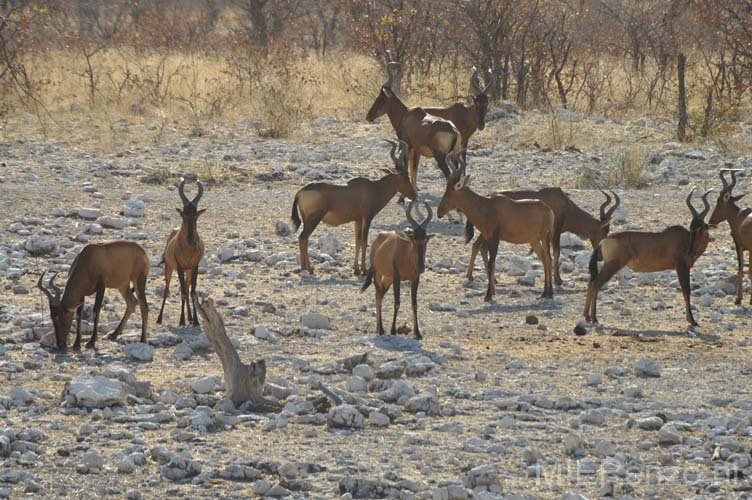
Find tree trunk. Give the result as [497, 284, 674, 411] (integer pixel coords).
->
[677, 53, 688, 142]
[193, 295, 279, 411]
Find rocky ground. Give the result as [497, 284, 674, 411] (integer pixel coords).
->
[1, 106, 752, 499]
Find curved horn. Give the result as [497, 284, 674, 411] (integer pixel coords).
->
[699, 188, 714, 220]
[191, 180, 204, 206]
[397, 139, 408, 167]
[685, 187, 699, 219]
[470, 66, 482, 95]
[599, 190, 612, 220]
[384, 139, 398, 165]
[48, 272, 62, 298]
[719, 170, 730, 191]
[606, 189, 621, 218]
[384, 62, 401, 89]
[405, 200, 418, 228]
[178, 177, 189, 206]
[484, 68, 494, 93]
[37, 271, 55, 302]
[420, 201, 433, 228]
[445, 153, 458, 174]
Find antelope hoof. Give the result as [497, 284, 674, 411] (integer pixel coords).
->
[466, 274, 474, 282]
[484, 294, 494, 303]
[555, 278, 563, 287]
[735, 298, 742, 305]
[107, 331, 120, 341]
[85, 340, 96, 350]
[156, 316, 163, 325]
[414, 330, 422, 340]
[71, 343, 81, 352]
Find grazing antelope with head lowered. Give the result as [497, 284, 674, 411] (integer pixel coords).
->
[37, 241, 149, 351]
[361, 201, 434, 339]
[157, 178, 206, 327]
[424, 67, 494, 162]
[366, 62, 462, 196]
[438, 156, 555, 301]
[584, 188, 714, 326]
[291, 140, 417, 275]
[709, 169, 752, 304]
[467, 189, 620, 285]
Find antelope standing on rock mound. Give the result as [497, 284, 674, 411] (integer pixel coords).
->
[37, 241, 149, 351]
[291, 140, 417, 275]
[438, 156, 555, 301]
[467, 189, 620, 285]
[361, 201, 435, 339]
[424, 66, 494, 162]
[366, 62, 462, 196]
[584, 188, 714, 326]
[709, 169, 752, 304]
[157, 178, 206, 327]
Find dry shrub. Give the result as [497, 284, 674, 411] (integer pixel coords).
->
[576, 146, 649, 189]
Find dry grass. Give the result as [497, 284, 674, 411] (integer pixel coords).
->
[576, 145, 649, 189]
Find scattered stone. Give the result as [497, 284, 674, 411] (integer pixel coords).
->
[64, 376, 126, 408]
[327, 404, 365, 429]
[301, 312, 330, 330]
[124, 342, 154, 362]
[634, 358, 661, 378]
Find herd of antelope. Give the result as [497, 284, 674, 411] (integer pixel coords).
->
[35, 62, 751, 351]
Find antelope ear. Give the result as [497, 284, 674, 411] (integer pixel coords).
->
[600, 217, 613, 228]
[197, 208, 207, 216]
[707, 224, 719, 230]
[732, 193, 746, 202]
[380, 168, 392, 175]
[461, 174, 472, 188]
[426, 234, 437, 241]
[176, 208, 183, 216]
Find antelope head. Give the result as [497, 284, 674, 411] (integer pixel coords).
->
[382, 139, 417, 200]
[709, 169, 745, 225]
[594, 189, 621, 246]
[177, 177, 206, 245]
[38, 271, 73, 350]
[686, 187, 714, 259]
[404, 200, 435, 273]
[366, 62, 401, 122]
[470, 67, 494, 130]
[438, 154, 470, 218]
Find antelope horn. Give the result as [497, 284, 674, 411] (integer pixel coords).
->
[405, 200, 418, 228]
[719, 170, 730, 191]
[384, 139, 398, 165]
[445, 153, 458, 174]
[484, 68, 494, 93]
[384, 61, 401, 89]
[606, 189, 621, 218]
[191, 180, 204, 206]
[48, 272, 62, 298]
[178, 177, 189, 206]
[37, 271, 55, 302]
[470, 66, 482, 95]
[420, 201, 433, 228]
[599, 190, 612, 220]
[699, 189, 714, 220]
[685, 187, 699, 218]
[397, 139, 408, 167]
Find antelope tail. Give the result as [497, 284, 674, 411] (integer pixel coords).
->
[464, 220, 475, 244]
[588, 247, 602, 282]
[291, 195, 302, 232]
[361, 267, 374, 292]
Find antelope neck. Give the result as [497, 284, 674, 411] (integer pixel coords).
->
[454, 188, 493, 235]
[373, 175, 402, 212]
[384, 95, 408, 135]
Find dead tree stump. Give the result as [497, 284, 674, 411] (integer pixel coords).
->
[193, 294, 280, 411]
